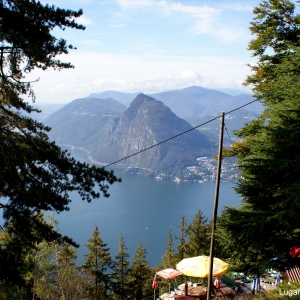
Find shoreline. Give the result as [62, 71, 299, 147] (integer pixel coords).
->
[59, 143, 239, 184]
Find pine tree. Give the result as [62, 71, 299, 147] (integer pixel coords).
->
[175, 216, 188, 261]
[186, 210, 209, 257]
[244, 0, 300, 100]
[0, 0, 120, 284]
[83, 226, 113, 299]
[128, 243, 151, 300]
[111, 233, 130, 300]
[161, 230, 177, 269]
[0, 225, 33, 298]
[219, 0, 300, 272]
[160, 230, 180, 295]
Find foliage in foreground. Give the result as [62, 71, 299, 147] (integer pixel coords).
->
[0, 0, 120, 286]
[0, 214, 154, 300]
[217, 0, 300, 274]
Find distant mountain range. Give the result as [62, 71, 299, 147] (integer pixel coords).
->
[44, 85, 263, 176]
[45, 93, 214, 175]
[89, 86, 262, 119]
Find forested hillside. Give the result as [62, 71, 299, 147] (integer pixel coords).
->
[217, 0, 300, 275]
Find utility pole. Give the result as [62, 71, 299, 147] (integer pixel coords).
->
[207, 112, 225, 300]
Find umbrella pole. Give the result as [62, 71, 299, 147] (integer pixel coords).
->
[207, 112, 224, 300]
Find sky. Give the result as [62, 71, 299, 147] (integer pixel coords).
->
[27, 0, 298, 104]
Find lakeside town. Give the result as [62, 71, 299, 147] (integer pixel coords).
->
[155, 156, 240, 183]
[61, 145, 240, 183]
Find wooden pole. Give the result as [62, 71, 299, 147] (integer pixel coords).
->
[206, 112, 225, 300]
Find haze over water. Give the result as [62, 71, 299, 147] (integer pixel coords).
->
[56, 148, 241, 267]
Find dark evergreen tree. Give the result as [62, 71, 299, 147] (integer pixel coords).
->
[83, 226, 113, 299]
[0, 224, 33, 298]
[128, 243, 151, 300]
[111, 233, 130, 300]
[175, 216, 188, 261]
[161, 230, 177, 269]
[186, 210, 209, 257]
[244, 0, 300, 100]
[0, 0, 120, 284]
[219, 0, 300, 272]
[57, 243, 77, 265]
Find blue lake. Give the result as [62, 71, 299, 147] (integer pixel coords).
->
[55, 148, 242, 267]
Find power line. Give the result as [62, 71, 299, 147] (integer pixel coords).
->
[104, 114, 220, 167]
[224, 123, 233, 145]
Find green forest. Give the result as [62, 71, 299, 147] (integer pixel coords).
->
[2, 0, 300, 299]
[0, 210, 212, 299]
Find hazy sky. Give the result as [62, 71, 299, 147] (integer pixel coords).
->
[28, 0, 298, 103]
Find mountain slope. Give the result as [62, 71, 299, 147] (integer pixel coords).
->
[87, 94, 214, 174]
[44, 97, 126, 146]
[150, 86, 262, 118]
[186, 109, 258, 143]
[86, 86, 263, 119]
[88, 91, 140, 107]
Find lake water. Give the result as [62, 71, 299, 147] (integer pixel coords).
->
[55, 148, 242, 267]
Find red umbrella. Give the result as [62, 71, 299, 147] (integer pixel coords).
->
[152, 275, 159, 300]
[156, 268, 182, 280]
[152, 275, 159, 289]
[156, 268, 182, 292]
[290, 247, 300, 258]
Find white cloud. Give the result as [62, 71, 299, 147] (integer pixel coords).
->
[28, 50, 253, 103]
[213, 27, 246, 45]
[116, 0, 219, 19]
[167, 2, 219, 18]
[40, 0, 97, 4]
[80, 39, 101, 45]
[78, 15, 92, 25]
[38, 70, 214, 95]
[115, 0, 154, 8]
[221, 3, 254, 12]
[45, 69, 248, 97]
[115, 0, 248, 44]
[109, 23, 128, 28]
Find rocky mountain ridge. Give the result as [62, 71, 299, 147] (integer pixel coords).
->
[43, 85, 261, 177]
[87, 94, 214, 174]
[45, 93, 215, 175]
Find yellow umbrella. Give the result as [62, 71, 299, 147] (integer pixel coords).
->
[176, 255, 230, 278]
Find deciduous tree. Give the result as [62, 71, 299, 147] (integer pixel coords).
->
[35, 243, 88, 300]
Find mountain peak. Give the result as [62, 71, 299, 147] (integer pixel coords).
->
[129, 93, 161, 108]
[91, 94, 213, 173]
